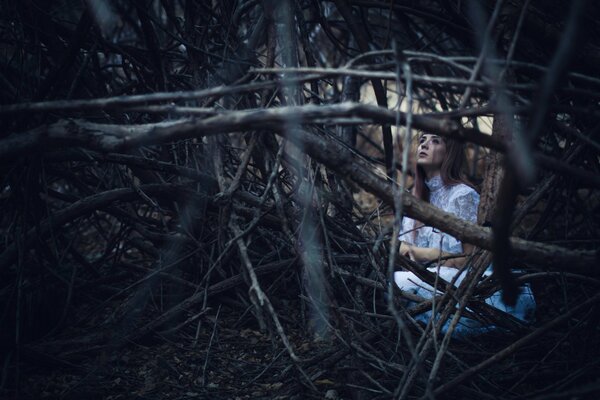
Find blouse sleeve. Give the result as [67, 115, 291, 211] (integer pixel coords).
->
[441, 186, 479, 254]
[399, 217, 416, 245]
[448, 186, 479, 224]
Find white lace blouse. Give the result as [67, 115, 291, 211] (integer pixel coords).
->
[400, 175, 479, 255]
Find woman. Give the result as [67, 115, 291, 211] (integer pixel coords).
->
[394, 133, 535, 335]
[397, 133, 478, 267]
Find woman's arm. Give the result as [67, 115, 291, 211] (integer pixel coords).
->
[400, 242, 474, 268]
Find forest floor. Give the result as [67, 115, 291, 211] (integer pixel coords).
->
[18, 297, 351, 399]
[15, 288, 599, 400]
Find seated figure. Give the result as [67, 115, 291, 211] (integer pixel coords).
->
[394, 133, 535, 336]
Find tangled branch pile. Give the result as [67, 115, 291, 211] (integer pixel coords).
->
[1, 1, 599, 399]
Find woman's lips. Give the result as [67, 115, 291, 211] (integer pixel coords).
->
[419, 151, 428, 158]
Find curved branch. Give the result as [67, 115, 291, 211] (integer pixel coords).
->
[0, 103, 496, 159]
[4, 103, 599, 188]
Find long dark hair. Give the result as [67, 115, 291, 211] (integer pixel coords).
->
[412, 136, 473, 202]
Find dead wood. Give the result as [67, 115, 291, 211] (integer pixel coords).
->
[1, 1, 599, 399]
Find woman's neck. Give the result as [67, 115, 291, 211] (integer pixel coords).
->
[424, 169, 441, 181]
[424, 174, 444, 192]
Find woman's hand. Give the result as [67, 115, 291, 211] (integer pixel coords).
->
[399, 241, 421, 261]
[399, 241, 473, 268]
[399, 242, 412, 260]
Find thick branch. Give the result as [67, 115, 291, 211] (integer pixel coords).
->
[4, 103, 599, 188]
[0, 103, 496, 159]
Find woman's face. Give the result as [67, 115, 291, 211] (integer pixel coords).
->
[416, 134, 447, 177]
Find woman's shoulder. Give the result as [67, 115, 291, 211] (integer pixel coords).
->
[446, 182, 479, 222]
[448, 182, 479, 200]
